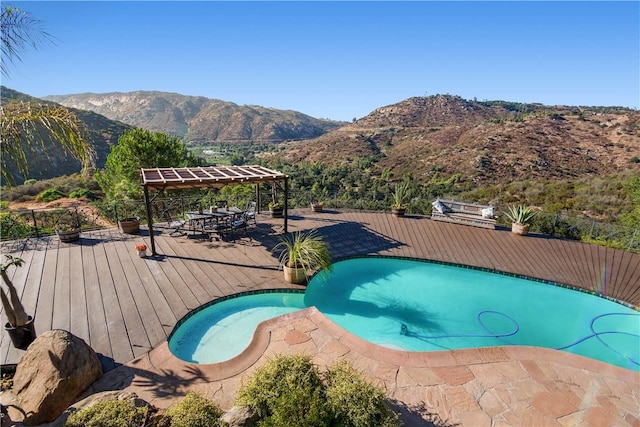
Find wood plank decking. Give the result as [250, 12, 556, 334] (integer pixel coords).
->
[1, 209, 638, 372]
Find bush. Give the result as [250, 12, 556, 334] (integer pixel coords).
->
[325, 360, 399, 427]
[36, 187, 65, 202]
[235, 354, 331, 426]
[69, 188, 95, 199]
[65, 399, 148, 426]
[235, 354, 400, 427]
[159, 392, 222, 427]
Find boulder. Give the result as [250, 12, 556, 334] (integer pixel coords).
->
[220, 405, 259, 427]
[9, 329, 103, 425]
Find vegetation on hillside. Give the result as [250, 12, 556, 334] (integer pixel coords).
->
[95, 128, 198, 201]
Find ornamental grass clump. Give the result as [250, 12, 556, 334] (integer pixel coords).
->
[274, 229, 332, 272]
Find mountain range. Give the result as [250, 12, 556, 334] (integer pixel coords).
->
[44, 91, 345, 143]
[3, 87, 639, 186]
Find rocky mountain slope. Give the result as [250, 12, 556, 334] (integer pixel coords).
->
[279, 95, 640, 185]
[44, 91, 345, 143]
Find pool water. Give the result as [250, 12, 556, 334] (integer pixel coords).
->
[169, 258, 640, 371]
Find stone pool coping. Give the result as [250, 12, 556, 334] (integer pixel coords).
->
[85, 307, 640, 426]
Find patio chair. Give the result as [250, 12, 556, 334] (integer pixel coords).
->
[163, 212, 186, 236]
[243, 201, 257, 226]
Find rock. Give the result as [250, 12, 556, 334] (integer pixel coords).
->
[9, 329, 103, 425]
[220, 405, 259, 427]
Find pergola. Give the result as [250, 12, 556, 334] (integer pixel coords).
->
[141, 165, 289, 255]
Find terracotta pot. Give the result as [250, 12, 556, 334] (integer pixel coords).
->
[119, 218, 140, 234]
[311, 204, 323, 212]
[5, 315, 36, 350]
[283, 264, 307, 284]
[511, 223, 530, 236]
[56, 228, 80, 242]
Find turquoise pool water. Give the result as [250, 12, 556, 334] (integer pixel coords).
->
[169, 258, 640, 371]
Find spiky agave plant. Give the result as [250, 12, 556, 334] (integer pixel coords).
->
[505, 205, 537, 225]
[0, 255, 29, 327]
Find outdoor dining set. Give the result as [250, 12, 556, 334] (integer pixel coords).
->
[172, 201, 257, 241]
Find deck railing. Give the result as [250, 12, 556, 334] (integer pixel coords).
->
[1, 192, 638, 253]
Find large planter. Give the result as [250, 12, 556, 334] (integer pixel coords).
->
[119, 217, 140, 234]
[5, 315, 36, 350]
[511, 222, 530, 236]
[270, 208, 284, 218]
[310, 203, 323, 213]
[283, 264, 307, 284]
[56, 228, 80, 243]
[391, 207, 406, 217]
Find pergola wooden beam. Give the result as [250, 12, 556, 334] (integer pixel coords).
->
[141, 165, 288, 255]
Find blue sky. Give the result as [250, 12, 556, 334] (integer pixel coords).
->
[4, 1, 639, 121]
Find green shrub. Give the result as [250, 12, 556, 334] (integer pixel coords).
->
[0, 212, 34, 240]
[65, 399, 148, 426]
[160, 392, 222, 427]
[325, 360, 400, 427]
[69, 188, 95, 199]
[235, 354, 400, 427]
[36, 187, 65, 202]
[235, 354, 331, 426]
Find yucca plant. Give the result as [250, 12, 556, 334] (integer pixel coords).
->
[1, 255, 36, 349]
[0, 255, 29, 328]
[391, 180, 412, 209]
[504, 205, 537, 225]
[274, 229, 331, 283]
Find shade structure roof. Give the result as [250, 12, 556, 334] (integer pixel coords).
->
[141, 165, 289, 255]
[141, 165, 287, 191]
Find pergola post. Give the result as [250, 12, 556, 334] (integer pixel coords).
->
[143, 185, 157, 255]
[284, 176, 289, 233]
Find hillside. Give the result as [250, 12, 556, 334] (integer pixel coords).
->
[44, 91, 345, 143]
[279, 95, 640, 185]
[1, 86, 132, 184]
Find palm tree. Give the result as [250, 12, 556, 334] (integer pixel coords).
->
[1, 5, 93, 185]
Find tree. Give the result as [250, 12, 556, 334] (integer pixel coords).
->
[96, 128, 197, 201]
[0, 5, 93, 185]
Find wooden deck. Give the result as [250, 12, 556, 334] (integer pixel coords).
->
[1, 209, 639, 372]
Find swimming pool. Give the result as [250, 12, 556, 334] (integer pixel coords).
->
[169, 257, 640, 371]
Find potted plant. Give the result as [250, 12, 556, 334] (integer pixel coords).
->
[135, 243, 148, 258]
[505, 205, 537, 236]
[0, 255, 36, 350]
[310, 201, 324, 212]
[273, 229, 332, 284]
[56, 225, 81, 242]
[269, 201, 284, 218]
[119, 217, 140, 234]
[391, 180, 411, 217]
